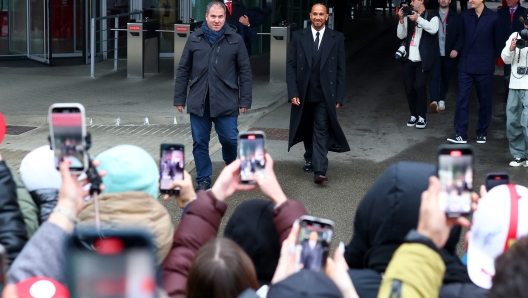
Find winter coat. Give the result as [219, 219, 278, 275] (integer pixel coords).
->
[345, 162, 476, 297]
[174, 24, 252, 118]
[6, 163, 38, 238]
[161, 190, 307, 298]
[0, 161, 28, 265]
[77, 192, 174, 265]
[286, 27, 350, 153]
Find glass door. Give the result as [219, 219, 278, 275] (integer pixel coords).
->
[28, 0, 52, 64]
[4, 0, 27, 55]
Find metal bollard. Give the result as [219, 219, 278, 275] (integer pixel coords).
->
[173, 24, 190, 80]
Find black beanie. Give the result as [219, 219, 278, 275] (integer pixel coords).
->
[267, 270, 343, 298]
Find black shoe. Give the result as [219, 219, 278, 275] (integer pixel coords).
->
[476, 135, 487, 144]
[447, 134, 467, 144]
[195, 181, 211, 192]
[314, 173, 328, 184]
[303, 162, 313, 172]
[415, 117, 427, 129]
[407, 116, 417, 127]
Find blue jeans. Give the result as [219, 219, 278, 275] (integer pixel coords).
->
[190, 99, 238, 184]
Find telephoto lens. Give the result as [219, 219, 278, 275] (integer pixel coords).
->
[394, 45, 406, 60]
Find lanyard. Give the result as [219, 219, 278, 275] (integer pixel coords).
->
[441, 14, 449, 34]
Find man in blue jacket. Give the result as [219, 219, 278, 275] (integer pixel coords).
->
[174, 1, 252, 191]
[497, 0, 526, 101]
[429, 0, 463, 113]
[447, 0, 501, 144]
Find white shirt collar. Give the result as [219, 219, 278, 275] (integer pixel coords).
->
[311, 25, 325, 41]
[511, 5, 518, 11]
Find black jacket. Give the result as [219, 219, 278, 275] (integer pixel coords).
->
[404, 10, 439, 71]
[344, 162, 472, 291]
[0, 161, 28, 265]
[174, 24, 252, 117]
[497, 5, 527, 49]
[29, 189, 58, 224]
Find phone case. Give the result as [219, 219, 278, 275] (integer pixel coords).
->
[48, 103, 88, 173]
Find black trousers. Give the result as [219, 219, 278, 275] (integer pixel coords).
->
[303, 101, 330, 175]
[429, 56, 455, 103]
[404, 60, 430, 120]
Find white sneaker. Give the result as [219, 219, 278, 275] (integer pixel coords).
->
[509, 158, 527, 167]
[438, 101, 445, 110]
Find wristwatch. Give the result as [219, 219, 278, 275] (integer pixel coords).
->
[404, 229, 440, 253]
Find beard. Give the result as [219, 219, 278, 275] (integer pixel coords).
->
[439, 3, 450, 8]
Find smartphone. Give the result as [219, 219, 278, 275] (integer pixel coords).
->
[159, 144, 185, 195]
[66, 228, 158, 298]
[437, 145, 474, 217]
[238, 131, 266, 184]
[295, 215, 335, 272]
[485, 172, 509, 192]
[48, 103, 88, 173]
[0, 244, 7, 293]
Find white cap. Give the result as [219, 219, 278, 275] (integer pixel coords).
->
[467, 184, 528, 289]
[20, 145, 62, 191]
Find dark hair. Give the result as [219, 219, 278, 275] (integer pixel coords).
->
[187, 238, 259, 298]
[206, 1, 226, 15]
[489, 236, 528, 298]
[311, 3, 329, 14]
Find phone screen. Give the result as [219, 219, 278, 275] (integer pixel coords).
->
[239, 132, 266, 184]
[67, 233, 157, 298]
[438, 148, 473, 217]
[296, 219, 334, 272]
[159, 144, 184, 194]
[50, 107, 86, 172]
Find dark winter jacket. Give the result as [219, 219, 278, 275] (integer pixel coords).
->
[161, 191, 307, 298]
[345, 162, 475, 298]
[0, 161, 28, 265]
[174, 24, 252, 118]
[6, 163, 38, 238]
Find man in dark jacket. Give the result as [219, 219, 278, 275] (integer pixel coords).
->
[498, 0, 526, 101]
[429, 0, 463, 113]
[287, 3, 350, 184]
[224, 0, 256, 54]
[397, 0, 439, 129]
[174, 0, 252, 191]
[447, 0, 501, 144]
[0, 153, 28, 265]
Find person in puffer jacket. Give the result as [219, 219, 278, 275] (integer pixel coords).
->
[79, 144, 174, 265]
[20, 145, 61, 225]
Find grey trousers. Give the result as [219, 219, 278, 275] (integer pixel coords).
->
[506, 89, 528, 159]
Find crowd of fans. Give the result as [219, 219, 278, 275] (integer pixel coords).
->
[0, 142, 527, 298]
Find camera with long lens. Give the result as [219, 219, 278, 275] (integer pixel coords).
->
[394, 41, 407, 60]
[516, 29, 528, 49]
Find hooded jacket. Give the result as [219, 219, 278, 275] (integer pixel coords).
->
[345, 162, 472, 296]
[78, 192, 174, 265]
[6, 163, 38, 238]
[174, 24, 252, 118]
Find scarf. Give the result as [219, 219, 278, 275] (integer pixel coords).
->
[202, 23, 227, 46]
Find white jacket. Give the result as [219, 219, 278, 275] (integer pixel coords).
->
[501, 32, 528, 90]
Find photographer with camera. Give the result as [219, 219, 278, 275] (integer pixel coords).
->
[501, 10, 528, 167]
[397, 0, 439, 129]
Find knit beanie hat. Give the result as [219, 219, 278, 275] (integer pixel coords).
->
[96, 145, 159, 198]
[20, 145, 61, 191]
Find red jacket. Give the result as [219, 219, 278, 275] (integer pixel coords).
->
[161, 190, 308, 297]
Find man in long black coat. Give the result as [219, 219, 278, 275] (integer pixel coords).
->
[287, 3, 350, 184]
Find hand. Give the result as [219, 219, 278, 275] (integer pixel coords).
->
[398, 8, 405, 21]
[408, 11, 419, 22]
[210, 159, 257, 202]
[450, 50, 458, 58]
[79, 160, 106, 197]
[510, 38, 517, 52]
[326, 242, 359, 298]
[163, 171, 196, 209]
[2, 284, 18, 298]
[240, 107, 248, 114]
[252, 154, 288, 206]
[272, 220, 301, 284]
[175, 105, 184, 113]
[336, 103, 341, 109]
[291, 97, 300, 106]
[417, 176, 470, 248]
[239, 15, 250, 26]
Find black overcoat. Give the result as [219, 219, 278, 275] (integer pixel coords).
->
[286, 27, 350, 153]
